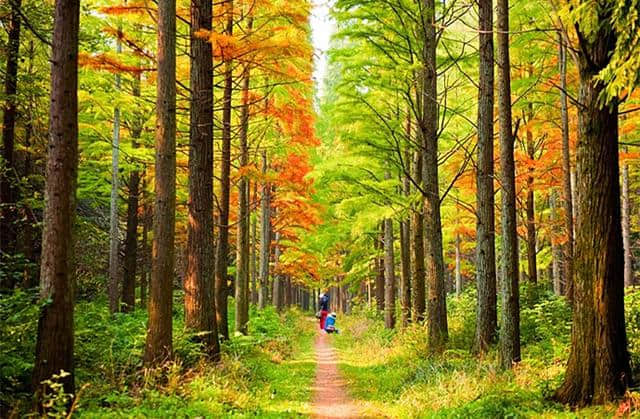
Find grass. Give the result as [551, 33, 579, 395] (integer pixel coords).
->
[331, 287, 640, 418]
[2, 289, 318, 418]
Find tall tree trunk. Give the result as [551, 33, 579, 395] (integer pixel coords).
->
[258, 151, 270, 309]
[421, 0, 447, 349]
[553, 14, 631, 404]
[108, 29, 123, 314]
[184, 0, 220, 359]
[273, 231, 283, 310]
[622, 162, 633, 287]
[235, 39, 252, 333]
[214, 0, 234, 340]
[474, 0, 497, 353]
[550, 189, 564, 294]
[144, 0, 176, 365]
[384, 215, 396, 329]
[411, 152, 426, 322]
[0, 0, 22, 273]
[455, 233, 462, 295]
[400, 217, 411, 327]
[32, 0, 79, 403]
[140, 187, 151, 308]
[558, 32, 574, 301]
[251, 182, 258, 303]
[375, 224, 385, 312]
[121, 77, 142, 313]
[496, 0, 520, 369]
[525, 122, 537, 284]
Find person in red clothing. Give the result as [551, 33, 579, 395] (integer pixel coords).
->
[318, 292, 330, 329]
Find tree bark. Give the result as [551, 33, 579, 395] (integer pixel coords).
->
[622, 162, 633, 287]
[251, 182, 258, 303]
[384, 215, 396, 329]
[411, 152, 426, 322]
[184, 0, 220, 360]
[558, 32, 574, 301]
[375, 224, 385, 312]
[258, 150, 271, 309]
[400, 216, 411, 327]
[550, 189, 564, 294]
[214, 0, 234, 340]
[140, 187, 151, 308]
[235, 39, 252, 333]
[0, 0, 22, 271]
[121, 76, 143, 313]
[474, 0, 497, 353]
[108, 30, 123, 314]
[421, 0, 447, 349]
[32, 0, 79, 403]
[553, 13, 632, 404]
[144, 0, 176, 366]
[496, 0, 520, 369]
[525, 121, 537, 284]
[455, 234, 462, 296]
[273, 231, 283, 310]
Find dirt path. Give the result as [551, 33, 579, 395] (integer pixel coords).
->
[311, 331, 360, 418]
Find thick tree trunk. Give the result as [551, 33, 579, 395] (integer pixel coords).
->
[144, 0, 176, 365]
[554, 17, 632, 404]
[496, 0, 520, 369]
[474, 0, 497, 353]
[558, 32, 574, 301]
[525, 124, 537, 284]
[0, 0, 22, 271]
[235, 46, 252, 334]
[411, 152, 426, 322]
[121, 76, 142, 312]
[375, 224, 385, 312]
[421, 0, 447, 349]
[622, 163, 633, 287]
[258, 151, 271, 309]
[214, 0, 234, 340]
[108, 31, 123, 314]
[32, 0, 79, 403]
[184, 0, 220, 360]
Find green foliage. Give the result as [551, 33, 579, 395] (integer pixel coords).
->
[626, 287, 640, 375]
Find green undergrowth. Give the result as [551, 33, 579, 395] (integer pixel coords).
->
[1, 289, 317, 417]
[333, 285, 640, 418]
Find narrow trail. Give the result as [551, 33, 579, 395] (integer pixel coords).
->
[311, 331, 360, 419]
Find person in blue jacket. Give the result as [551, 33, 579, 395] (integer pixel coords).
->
[324, 312, 339, 334]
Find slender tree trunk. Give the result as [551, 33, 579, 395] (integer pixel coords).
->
[421, 0, 447, 349]
[455, 234, 462, 296]
[32, 0, 79, 403]
[140, 188, 150, 308]
[251, 182, 258, 304]
[474, 0, 497, 353]
[412, 152, 426, 322]
[0, 0, 22, 272]
[400, 218, 411, 327]
[384, 215, 396, 329]
[273, 231, 283, 310]
[375, 224, 385, 312]
[525, 123, 537, 284]
[622, 162, 633, 287]
[553, 16, 632, 404]
[558, 32, 574, 301]
[550, 189, 564, 294]
[184, 0, 220, 359]
[258, 151, 271, 309]
[496, 0, 520, 369]
[108, 30, 123, 314]
[121, 77, 142, 312]
[214, 0, 234, 340]
[144, 0, 176, 365]
[235, 39, 252, 333]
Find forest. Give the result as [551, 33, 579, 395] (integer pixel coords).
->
[1, 0, 640, 417]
